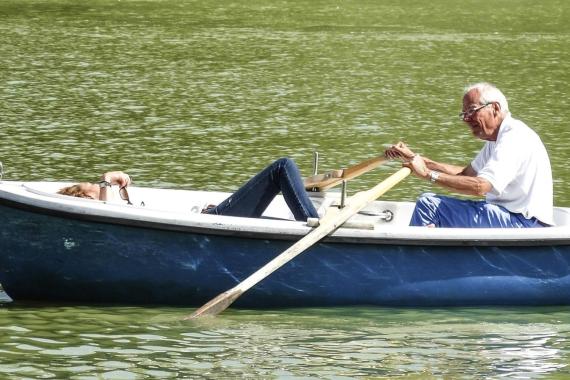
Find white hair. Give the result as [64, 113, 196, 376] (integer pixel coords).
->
[464, 82, 509, 115]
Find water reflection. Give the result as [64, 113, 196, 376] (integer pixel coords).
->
[0, 305, 569, 378]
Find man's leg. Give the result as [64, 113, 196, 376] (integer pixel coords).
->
[410, 193, 443, 226]
[205, 158, 318, 221]
[409, 193, 545, 228]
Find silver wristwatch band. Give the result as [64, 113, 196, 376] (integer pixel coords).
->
[429, 170, 440, 183]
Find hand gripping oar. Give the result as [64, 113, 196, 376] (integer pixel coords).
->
[186, 167, 411, 319]
[303, 156, 388, 191]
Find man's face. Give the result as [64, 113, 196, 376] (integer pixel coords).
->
[461, 89, 501, 141]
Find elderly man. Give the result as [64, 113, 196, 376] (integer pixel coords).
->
[385, 82, 553, 228]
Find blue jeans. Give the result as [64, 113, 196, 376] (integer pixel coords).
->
[410, 193, 546, 228]
[205, 158, 319, 221]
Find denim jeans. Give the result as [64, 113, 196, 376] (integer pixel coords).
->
[410, 193, 546, 228]
[204, 158, 319, 221]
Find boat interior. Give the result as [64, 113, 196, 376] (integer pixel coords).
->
[17, 181, 413, 227]
[11, 181, 570, 230]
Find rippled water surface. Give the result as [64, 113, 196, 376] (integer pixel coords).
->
[1, 0, 570, 378]
[2, 306, 570, 379]
[2, 0, 569, 198]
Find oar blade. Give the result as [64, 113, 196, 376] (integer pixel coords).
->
[184, 288, 243, 319]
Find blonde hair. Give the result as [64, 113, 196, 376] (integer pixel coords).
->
[57, 183, 94, 199]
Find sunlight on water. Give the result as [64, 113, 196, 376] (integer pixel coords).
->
[1, 0, 569, 202]
[1, 306, 570, 378]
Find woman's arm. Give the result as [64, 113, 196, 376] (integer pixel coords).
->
[98, 171, 131, 201]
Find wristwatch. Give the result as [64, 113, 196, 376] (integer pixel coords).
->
[98, 180, 112, 188]
[429, 171, 440, 183]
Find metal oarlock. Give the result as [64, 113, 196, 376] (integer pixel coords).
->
[340, 180, 347, 208]
[358, 210, 394, 222]
[309, 152, 320, 192]
[312, 151, 319, 176]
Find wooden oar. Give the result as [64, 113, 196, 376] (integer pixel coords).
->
[186, 166, 411, 319]
[304, 156, 388, 191]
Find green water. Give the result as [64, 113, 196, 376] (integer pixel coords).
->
[1, 0, 570, 378]
[2, 305, 570, 379]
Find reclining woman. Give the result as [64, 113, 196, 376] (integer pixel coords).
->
[57, 158, 319, 221]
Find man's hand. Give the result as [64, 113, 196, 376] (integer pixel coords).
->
[384, 141, 415, 161]
[405, 155, 430, 179]
[385, 142, 429, 179]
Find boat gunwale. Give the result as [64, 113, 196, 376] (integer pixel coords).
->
[1, 180, 570, 247]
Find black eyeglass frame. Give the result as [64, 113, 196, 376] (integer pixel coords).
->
[119, 186, 132, 205]
[459, 102, 491, 121]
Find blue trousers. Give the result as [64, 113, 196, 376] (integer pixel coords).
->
[205, 158, 319, 221]
[410, 193, 545, 228]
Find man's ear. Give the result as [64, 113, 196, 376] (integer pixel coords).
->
[492, 102, 501, 116]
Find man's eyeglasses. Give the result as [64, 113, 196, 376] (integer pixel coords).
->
[459, 103, 491, 121]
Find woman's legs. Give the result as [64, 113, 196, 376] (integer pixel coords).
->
[205, 158, 318, 221]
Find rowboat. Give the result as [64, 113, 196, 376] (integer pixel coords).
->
[1, 178, 570, 308]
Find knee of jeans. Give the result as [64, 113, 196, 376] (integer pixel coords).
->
[416, 193, 439, 208]
[276, 157, 293, 165]
[274, 157, 295, 170]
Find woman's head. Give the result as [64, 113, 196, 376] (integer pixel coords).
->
[57, 182, 100, 200]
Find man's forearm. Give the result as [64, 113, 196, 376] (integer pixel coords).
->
[423, 157, 467, 176]
[427, 171, 490, 196]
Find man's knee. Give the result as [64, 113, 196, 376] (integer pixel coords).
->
[416, 192, 439, 209]
[409, 193, 443, 227]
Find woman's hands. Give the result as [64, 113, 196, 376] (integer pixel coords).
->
[100, 171, 132, 188]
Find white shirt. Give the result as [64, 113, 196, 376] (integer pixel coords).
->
[471, 114, 554, 225]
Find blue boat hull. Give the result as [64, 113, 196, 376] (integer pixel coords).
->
[1, 204, 570, 307]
